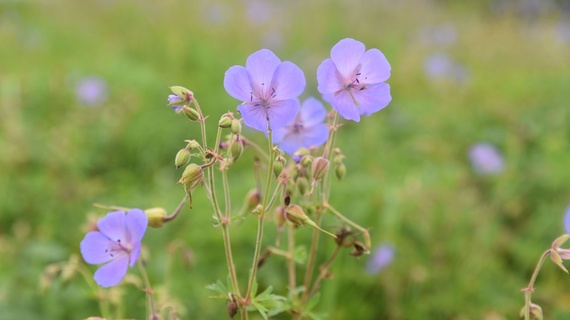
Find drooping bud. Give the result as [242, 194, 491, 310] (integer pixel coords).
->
[185, 139, 201, 150]
[350, 241, 368, 257]
[300, 155, 313, 168]
[520, 302, 543, 320]
[178, 163, 204, 191]
[230, 119, 242, 135]
[293, 148, 310, 163]
[145, 207, 167, 228]
[245, 189, 261, 211]
[175, 148, 191, 169]
[169, 86, 193, 107]
[335, 163, 346, 181]
[230, 139, 244, 161]
[182, 106, 200, 121]
[218, 115, 232, 128]
[311, 157, 330, 181]
[296, 176, 308, 195]
[273, 155, 286, 178]
[285, 205, 337, 239]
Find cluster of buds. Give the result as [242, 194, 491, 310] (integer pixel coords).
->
[168, 86, 200, 121]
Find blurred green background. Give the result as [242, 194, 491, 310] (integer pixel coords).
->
[1, 0, 570, 319]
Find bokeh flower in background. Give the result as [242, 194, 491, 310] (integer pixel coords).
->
[468, 143, 505, 176]
[317, 38, 392, 122]
[554, 20, 570, 44]
[75, 76, 108, 107]
[419, 24, 457, 47]
[80, 209, 148, 287]
[273, 97, 329, 155]
[424, 52, 469, 84]
[366, 243, 395, 275]
[224, 49, 306, 132]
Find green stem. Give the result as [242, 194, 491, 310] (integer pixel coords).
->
[308, 245, 341, 299]
[522, 249, 551, 320]
[222, 167, 231, 218]
[324, 202, 371, 250]
[321, 111, 339, 202]
[288, 224, 296, 298]
[301, 208, 323, 304]
[245, 124, 275, 301]
[191, 97, 208, 152]
[137, 260, 158, 320]
[78, 266, 111, 319]
[163, 194, 189, 223]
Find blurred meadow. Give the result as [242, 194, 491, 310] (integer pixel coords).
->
[1, 0, 570, 319]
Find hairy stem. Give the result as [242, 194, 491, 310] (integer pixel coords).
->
[137, 260, 158, 320]
[522, 249, 551, 320]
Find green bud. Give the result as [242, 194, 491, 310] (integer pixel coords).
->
[333, 154, 344, 166]
[185, 139, 201, 150]
[219, 115, 232, 128]
[311, 157, 330, 181]
[178, 163, 204, 191]
[145, 207, 167, 228]
[293, 148, 310, 159]
[245, 189, 261, 211]
[300, 155, 313, 168]
[335, 163, 346, 181]
[284, 204, 309, 227]
[230, 119, 242, 135]
[230, 139, 244, 161]
[273, 155, 286, 178]
[252, 204, 263, 216]
[296, 176, 308, 195]
[175, 148, 191, 169]
[183, 106, 200, 121]
[170, 86, 193, 100]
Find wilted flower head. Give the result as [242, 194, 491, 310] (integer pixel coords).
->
[76, 77, 108, 107]
[273, 97, 329, 155]
[224, 49, 306, 132]
[366, 244, 395, 275]
[468, 142, 505, 175]
[317, 38, 391, 122]
[80, 209, 148, 287]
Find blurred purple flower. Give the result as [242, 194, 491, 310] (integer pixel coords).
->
[419, 24, 457, 47]
[80, 209, 148, 287]
[273, 97, 329, 155]
[554, 20, 570, 44]
[564, 205, 570, 234]
[468, 143, 505, 175]
[76, 77, 108, 107]
[317, 38, 391, 122]
[424, 52, 469, 84]
[366, 244, 395, 275]
[224, 49, 306, 132]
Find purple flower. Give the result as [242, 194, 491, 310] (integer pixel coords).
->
[564, 206, 570, 233]
[76, 77, 108, 107]
[316, 38, 392, 122]
[366, 244, 395, 275]
[168, 94, 184, 112]
[224, 49, 306, 132]
[273, 97, 329, 155]
[468, 143, 505, 175]
[80, 209, 148, 287]
[424, 53, 469, 84]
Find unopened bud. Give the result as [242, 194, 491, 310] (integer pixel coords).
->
[245, 189, 261, 211]
[169, 86, 193, 106]
[182, 106, 200, 121]
[312, 157, 330, 181]
[230, 139, 244, 161]
[178, 163, 204, 191]
[274, 205, 286, 229]
[230, 119, 242, 135]
[185, 139, 201, 150]
[293, 148, 310, 163]
[273, 155, 286, 178]
[335, 163, 346, 181]
[285, 204, 309, 227]
[219, 115, 232, 128]
[296, 176, 308, 195]
[300, 155, 313, 168]
[520, 302, 543, 320]
[175, 148, 191, 169]
[145, 207, 167, 228]
[252, 204, 263, 216]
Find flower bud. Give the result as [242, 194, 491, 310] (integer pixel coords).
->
[335, 163, 346, 181]
[230, 119, 242, 135]
[252, 204, 263, 216]
[273, 155, 286, 178]
[284, 204, 309, 227]
[219, 115, 232, 128]
[145, 207, 167, 228]
[230, 139, 244, 161]
[178, 163, 204, 191]
[274, 205, 286, 229]
[300, 155, 313, 168]
[296, 176, 308, 195]
[185, 139, 201, 150]
[182, 106, 200, 121]
[312, 157, 330, 181]
[293, 148, 310, 163]
[245, 189, 261, 211]
[169, 86, 193, 107]
[175, 148, 191, 169]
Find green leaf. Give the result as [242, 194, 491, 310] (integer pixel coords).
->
[293, 245, 308, 264]
[205, 280, 228, 300]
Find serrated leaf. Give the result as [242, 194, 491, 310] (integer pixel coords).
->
[205, 280, 228, 297]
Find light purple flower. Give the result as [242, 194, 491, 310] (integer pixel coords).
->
[317, 38, 392, 122]
[273, 97, 329, 155]
[424, 52, 469, 84]
[168, 94, 184, 112]
[468, 143, 505, 175]
[76, 77, 108, 107]
[224, 49, 306, 132]
[366, 244, 395, 275]
[564, 206, 570, 233]
[80, 209, 148, 288]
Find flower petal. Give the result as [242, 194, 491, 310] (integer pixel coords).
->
[129, 244, 141, 268]
[94, 254, 129, 288]
[270, 61, 306, 100]
[97, 211, 127, 243]
[238, 103, 270, 132]
[301, 123, 329, 148]
[224, 66, 253, 101]
[316, 59, 343, 95]
[246, 49, 281, 97]
[330, 38, 365, 80]
[278, 133, 305, 155]
[359, 48, 391, 84]
[323, 91, 361, 122]
[355, 83, 391, 116]
[267, 99, 300, 131]
[80, 231, 114, 265]
[125, 209, 148, 245]
[300, 97, 327, 127]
